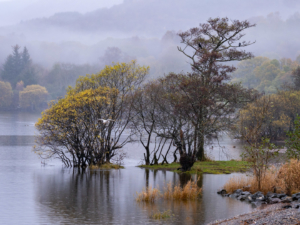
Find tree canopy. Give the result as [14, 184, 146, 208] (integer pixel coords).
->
[19, 85, 48, 110]
[35, 61, 149, 167]
[1, 45, 37, 88]
[0, 81, 13, 108]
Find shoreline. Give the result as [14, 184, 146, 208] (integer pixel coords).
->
[208, 202, 300, 225]
[138, 160, 251, 174]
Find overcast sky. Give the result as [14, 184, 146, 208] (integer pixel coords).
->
[0, 0, 123, 26]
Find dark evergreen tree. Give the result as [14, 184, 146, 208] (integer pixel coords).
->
[0, 45, 37, 88]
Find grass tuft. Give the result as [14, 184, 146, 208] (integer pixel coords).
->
[277, 159, 300, 195]
[223, 161, 300, 195]
[223, 167, 278, 195]
[163, 180, 202, 200]
[136, 179, 202, 202]
[138, 161, 250, 174]
[136, 186, 161, 202]
[89, 163, 124, 170]
[151, 210, 173, 219]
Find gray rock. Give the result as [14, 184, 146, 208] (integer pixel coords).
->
[246, 195, 253, 202]
[234, 189, 243, 194]
[252, 192, 265, 201]
[292, 194, 300, 201]
[256, 195, 266, 201]
[217, 189, 227, 195]
[282, 204, 292, 209]
[237, 195, 247, 201]
[270, 193, 278, 198]
[241, 191, 251, 196]
[268, 197, 281, 204]
[282, 196, 292, 203]
[254, 191, 263, 196]
[266, 192, 274, 198]
[278, 194, 287, 199]
[251, 200, 263, 207]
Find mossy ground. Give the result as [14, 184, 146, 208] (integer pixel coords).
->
[138, 160, 250, 174]
[89, 163, 124, 170]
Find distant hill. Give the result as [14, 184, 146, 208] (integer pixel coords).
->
[6, 0, 300, 37]
[0, 0, 300, 67]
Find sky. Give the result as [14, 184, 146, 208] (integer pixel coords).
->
[0, 0, 123, 26]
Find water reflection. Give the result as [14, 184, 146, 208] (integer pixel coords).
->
[34, 168, 254, 225]
[0, 112, 254, 224]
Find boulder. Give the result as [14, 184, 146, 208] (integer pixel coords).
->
[251, 192, 265, 201]
[282, 204, 292, 209]
[246, 195, 253, 202]
[251, 201, 263, 207]
[269, 193, 278, 198]
[282, 197, 292, 203]
[278, 194, 287, 199]
[266, 192, 274, 198]
[268, 197, 281, 204]
[234, 189, 243, 194]
[241, 191, 251, 196]
[292, 194, 300, 201]
[237, 195, 248, 201]
[256, 195, 265, 201]
[217, 189, 227, 195]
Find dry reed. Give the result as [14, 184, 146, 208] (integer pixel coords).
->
[276, 159, 300, 195]
[163, 180, 202, 200]
[136, 179, 202, 202]
[223, 166, 279, 194]
[151, 210, 173, 219]
[136, 186, 161, 202]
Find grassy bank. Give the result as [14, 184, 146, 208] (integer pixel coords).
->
[138, 160, 250, 174]
[89, 163, 124, 170]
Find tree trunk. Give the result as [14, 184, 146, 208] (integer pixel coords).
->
[196, 133, 205, 161]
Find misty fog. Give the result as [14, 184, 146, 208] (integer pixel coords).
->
[1, 0, 300, 98]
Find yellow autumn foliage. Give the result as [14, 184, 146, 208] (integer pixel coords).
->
[19, 85, 48, 109]
[0, 81, 13, 108]
[237, 90, 300, 140]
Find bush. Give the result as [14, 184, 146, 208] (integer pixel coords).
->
[276, 159, 300, 195]
[223, 160, 300, 195]
[19, 84, 48, 109]
[0, 81, 13, 108]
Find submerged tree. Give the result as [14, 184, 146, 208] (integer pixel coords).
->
[35, 61, 149, 167]
[175, 17, 258, 160]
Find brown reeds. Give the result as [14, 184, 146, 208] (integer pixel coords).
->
[223, 160, 300, 195]
[223, 175, 251, 194]
[136, 179, 202, 202]
[276, 159, 300, 195]
[151, 210, 173, 219]
[163, 180, 202, 200]
[135, 186, 161, 202]
[223, 167, 279, 195]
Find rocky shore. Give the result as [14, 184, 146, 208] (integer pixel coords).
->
[208, 203, 300, 225]
[217, 189, 300, 206]
[211, 189, 300, 224]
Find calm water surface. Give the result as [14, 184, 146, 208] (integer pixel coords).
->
[0, 112, 255, 225]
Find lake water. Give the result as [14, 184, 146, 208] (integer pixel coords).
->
[0, 111, 256, 224]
